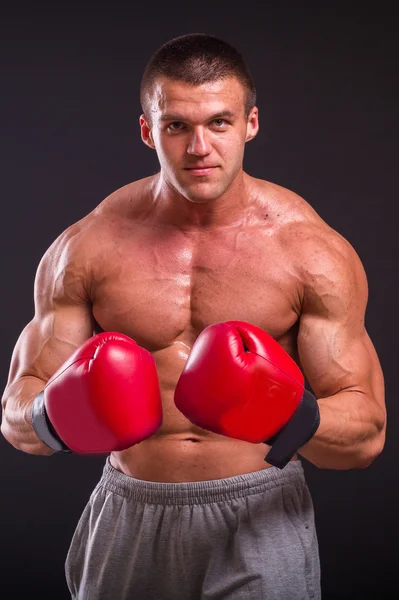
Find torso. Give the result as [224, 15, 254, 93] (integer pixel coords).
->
[76, 173, 326, 481]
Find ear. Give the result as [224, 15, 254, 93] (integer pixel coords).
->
[140, 114, 156, 149]
[245, 107, 259, 142]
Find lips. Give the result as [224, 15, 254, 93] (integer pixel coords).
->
[184, 166, 217, 175]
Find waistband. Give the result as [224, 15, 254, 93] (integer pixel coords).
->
[95, 458, 306, 506]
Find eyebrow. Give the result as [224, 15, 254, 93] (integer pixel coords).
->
[160, 110, 236, 122]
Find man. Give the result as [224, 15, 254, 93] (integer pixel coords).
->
[1, 33, 385, 600]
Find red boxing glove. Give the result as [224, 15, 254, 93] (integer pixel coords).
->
[174, 321, 319, 468]
[31, 332, 162, 453]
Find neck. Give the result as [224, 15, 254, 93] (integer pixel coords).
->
[148, 170, 253, 231]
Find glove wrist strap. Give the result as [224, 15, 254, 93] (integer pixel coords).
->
[31, 391, 71, 453]
[264, 388, 320, 469]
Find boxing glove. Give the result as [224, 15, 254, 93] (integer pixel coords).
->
[174, 321, 320, 468]
[31, 332, 162, 453]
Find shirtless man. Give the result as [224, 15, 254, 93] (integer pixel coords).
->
[1, 34, 385, 600]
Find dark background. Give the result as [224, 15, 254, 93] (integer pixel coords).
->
[0, 3, 397, 599]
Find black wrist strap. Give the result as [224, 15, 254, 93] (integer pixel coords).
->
[30, 391, 71, 453]
[264, 388, 320, 469]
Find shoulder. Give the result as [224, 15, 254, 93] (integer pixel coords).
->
[95, 175, 156, 218]
[34, 215, 97, 304]
[39, 175, 155, 265]
[281, 215, 368, 316]
[282, 219, 366, 295]
[37, 210, 100, 274]
[253, 177, 364, 271]
[35, 176, 155, 297]
[250, 176, 368, 308]
[249, 177, 319, 222]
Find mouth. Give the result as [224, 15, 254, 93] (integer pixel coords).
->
[184, 166, 218, 176]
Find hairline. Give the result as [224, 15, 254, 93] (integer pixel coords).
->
[142, 74, 254, 124]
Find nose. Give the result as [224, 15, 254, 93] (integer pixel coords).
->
[186, 127, 211, 157]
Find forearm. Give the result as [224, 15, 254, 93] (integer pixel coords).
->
[298, 390, 386, 469]
[1, 376, 54, 455]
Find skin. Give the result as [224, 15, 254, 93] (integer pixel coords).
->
[1, 76, 386, 482]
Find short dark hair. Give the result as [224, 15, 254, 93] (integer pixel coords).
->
[140, 33, 256, 118]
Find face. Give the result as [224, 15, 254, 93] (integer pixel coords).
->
[140, 76, 259, 203]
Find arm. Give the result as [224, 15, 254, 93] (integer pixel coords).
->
[296, 230, 386, 469]
[1, 225, 95, 455]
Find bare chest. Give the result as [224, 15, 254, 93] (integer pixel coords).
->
[91, 226, 301, 351]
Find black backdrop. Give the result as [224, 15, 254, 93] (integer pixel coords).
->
[1, 3, 397, 599]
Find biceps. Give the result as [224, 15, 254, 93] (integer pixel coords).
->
[297, 314, 378, 398]
[7, 301, 95, 386]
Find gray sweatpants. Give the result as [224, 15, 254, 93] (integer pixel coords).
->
[65, 458, 320, 599]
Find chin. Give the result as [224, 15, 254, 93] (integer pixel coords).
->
[181, 184, 228, 204]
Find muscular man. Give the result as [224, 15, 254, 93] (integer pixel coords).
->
[1, 34, 385, 600]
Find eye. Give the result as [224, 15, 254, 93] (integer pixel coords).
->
[212, 119, 228, 129]
[167, 121, 185, 132]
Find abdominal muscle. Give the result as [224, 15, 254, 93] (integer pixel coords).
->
[110, 436, 276, 483]
[109, 389, 297, 483]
